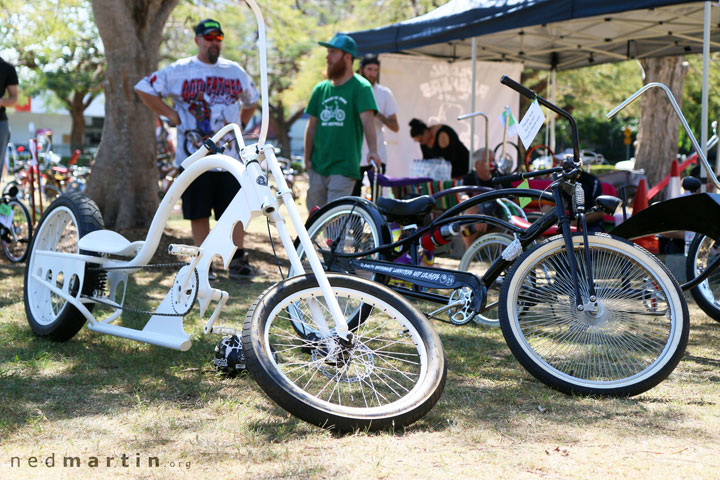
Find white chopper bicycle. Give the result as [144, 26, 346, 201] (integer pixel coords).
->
[22, 0, 446, 433]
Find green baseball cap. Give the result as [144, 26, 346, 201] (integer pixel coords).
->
[318, 33, 358, 58]
[195, 19, 223, 36]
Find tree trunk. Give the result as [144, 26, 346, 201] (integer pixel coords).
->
[635, 56, 689, 194]
[87, 0, 179, 229]
[69, 92, 87, 153]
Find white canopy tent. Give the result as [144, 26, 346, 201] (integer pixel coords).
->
[348, 1, 719, 170]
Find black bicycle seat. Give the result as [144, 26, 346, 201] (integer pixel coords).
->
[376, 195, 436, 225]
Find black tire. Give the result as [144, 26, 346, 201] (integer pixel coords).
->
[293, 196, 390, 281]
[24, 193, 104, 341]
[242, 273, 447, 432]
[291, 197, 390, 336]
[493, 141, 520, 175]
[686, 234, 720, 321]
[499, 233, 689, 397]
[1, 198, 32, 263]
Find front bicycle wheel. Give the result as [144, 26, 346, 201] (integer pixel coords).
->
[242, 273, 446, 432]
[686, 234, 720, 321]
[500, 233, 689, 396]
[1, 198, 32, 263]
[458, 232, 513, 327]
[24, 193, 103, 341]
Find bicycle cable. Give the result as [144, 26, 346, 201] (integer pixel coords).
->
[267, 216, 285, 281]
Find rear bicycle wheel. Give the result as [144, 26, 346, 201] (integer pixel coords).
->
[686, 234, 720, 321]
[242, 273, 447, 432]
[293, 198, 389, 280]
[24, 193, 103, 341]
[500, 233, 689, 396]
[291, 198, 390, 336]
[458, 233, 513, 327]
[1, 198, 32, 263]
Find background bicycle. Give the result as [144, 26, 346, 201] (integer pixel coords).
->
[0, 184, 32, 263]
[294, 76, 689, 398]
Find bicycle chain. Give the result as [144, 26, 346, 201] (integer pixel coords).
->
[84, 262, 198, 317]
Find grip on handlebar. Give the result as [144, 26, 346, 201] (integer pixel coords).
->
[491, 174, 522, 185]
[500, 75, 537, 100]
[491, 167, 563, 185]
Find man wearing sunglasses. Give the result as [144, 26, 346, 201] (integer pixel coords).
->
[135, 19, 264, 280]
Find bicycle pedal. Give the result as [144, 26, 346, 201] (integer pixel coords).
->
[211, 326, 238, 336]
[168, 244, 200, 257]
[214, 335, 246, 373]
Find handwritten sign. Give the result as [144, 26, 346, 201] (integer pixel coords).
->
[517, 100, 544, 149]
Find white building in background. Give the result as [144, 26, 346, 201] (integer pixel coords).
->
[7, 93, 105, 157]
[288, 113, 308, 157]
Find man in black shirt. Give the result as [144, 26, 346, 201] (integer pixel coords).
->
[0, 57, 18, 182]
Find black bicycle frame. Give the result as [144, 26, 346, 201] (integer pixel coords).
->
[313, 77, 601, 317]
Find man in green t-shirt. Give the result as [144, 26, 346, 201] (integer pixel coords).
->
[304, 33, 380, 210]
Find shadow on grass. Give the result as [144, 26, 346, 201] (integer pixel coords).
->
[0, 268, 284, 436]
[0, 264, 25, 308]
[3, 261, 720, 442]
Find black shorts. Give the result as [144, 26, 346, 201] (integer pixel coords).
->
[180, 170, 240, 220]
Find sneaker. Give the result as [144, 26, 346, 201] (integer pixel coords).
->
[228, 252, 267, 279]
[207, 264, 217, 281]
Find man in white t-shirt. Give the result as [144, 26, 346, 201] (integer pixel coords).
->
[353, 54, 399, 196]
[135, 18, 263, 280]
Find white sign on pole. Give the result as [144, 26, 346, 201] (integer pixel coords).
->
[517, 100, 545, 149]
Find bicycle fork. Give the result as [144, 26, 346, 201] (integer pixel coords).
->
[554, 187, 597, 312]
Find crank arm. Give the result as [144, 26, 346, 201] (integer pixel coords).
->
[428, 300, 466, 318]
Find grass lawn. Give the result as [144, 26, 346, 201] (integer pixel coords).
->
[1, 195, 720, 479]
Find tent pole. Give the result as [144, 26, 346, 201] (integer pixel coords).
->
[550, 68, 556, 153]
[470, 37, 477, 173]
[702, 1, 711, 189]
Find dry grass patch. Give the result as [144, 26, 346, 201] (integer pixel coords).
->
[1, 229, 720, 479]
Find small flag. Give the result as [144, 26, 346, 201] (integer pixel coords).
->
[498, 106, 518, 138]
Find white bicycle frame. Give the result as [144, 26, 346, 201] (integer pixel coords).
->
[27, 0, 351, 351]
